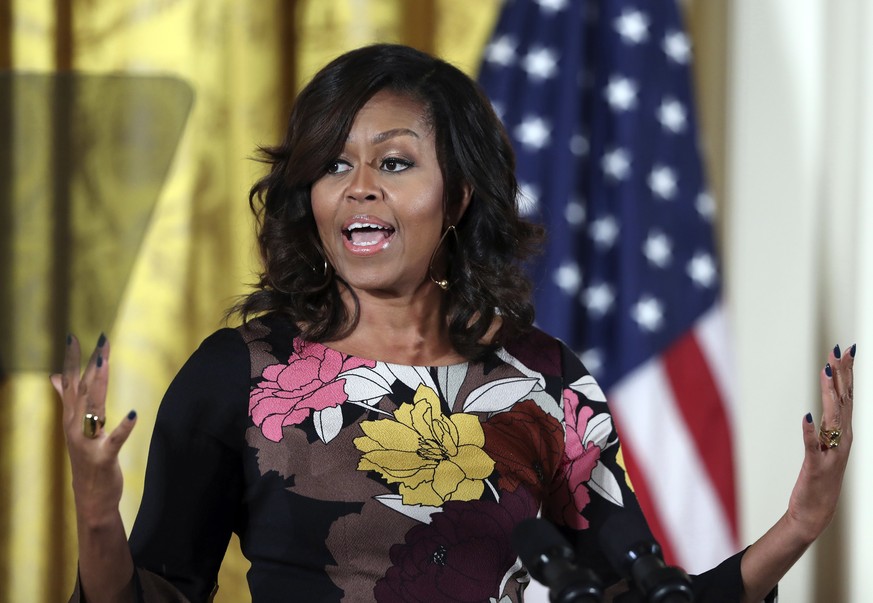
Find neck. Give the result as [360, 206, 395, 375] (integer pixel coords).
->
[326, 284, 464, 365]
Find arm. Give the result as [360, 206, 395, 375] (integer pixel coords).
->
[56, 328, 250, 603]
[52, 335, 138, 603]
[127, 328, 249, 602]
[739, 344, 855, 602]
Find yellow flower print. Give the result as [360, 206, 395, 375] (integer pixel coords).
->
[354, 384, 495, 506]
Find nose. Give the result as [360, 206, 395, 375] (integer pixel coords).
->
[346, 165, 380, 202]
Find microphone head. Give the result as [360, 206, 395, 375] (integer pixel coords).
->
[597, 511, 661, 577]
[512, 517, 575, 581]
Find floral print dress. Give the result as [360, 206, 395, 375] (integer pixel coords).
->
[123, 313, 743, 603]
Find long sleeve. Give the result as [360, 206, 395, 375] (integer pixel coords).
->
[127, 327, 251, 602]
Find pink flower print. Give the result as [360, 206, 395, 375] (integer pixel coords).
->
[249, 339, 374, 442]
[546, 388, 602, 530]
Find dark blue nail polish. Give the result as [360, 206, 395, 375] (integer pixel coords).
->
[96, 355, 103, 368]
[97, 333, 106, 347]
[825, 363, 832, 377]
[805, 412, 813, 424]
[127, 410, 137, 421]
[834, 344, 841, 359]
[850, 343, 857, 358]
[66, 334, 72, 345]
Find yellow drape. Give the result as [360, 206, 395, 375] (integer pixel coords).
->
[0, 1, 499, 601]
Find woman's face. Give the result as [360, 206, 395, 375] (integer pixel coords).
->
[311, 90, 465, 298]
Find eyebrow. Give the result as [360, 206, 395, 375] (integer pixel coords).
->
[371, 128, 420, 144]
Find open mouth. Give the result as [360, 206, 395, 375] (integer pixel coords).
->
[342, 221, 396, 247]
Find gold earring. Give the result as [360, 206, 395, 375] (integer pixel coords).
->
[429, 225, 458, 290]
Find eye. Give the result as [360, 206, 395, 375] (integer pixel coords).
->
[326, 160, 352, 174]
[381, 157, 413, 173]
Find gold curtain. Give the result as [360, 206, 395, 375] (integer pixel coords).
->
[0, 1, 499, 601]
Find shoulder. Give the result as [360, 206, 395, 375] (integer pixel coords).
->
[235, 312, 301, 371]
[502, 326, 568, 377]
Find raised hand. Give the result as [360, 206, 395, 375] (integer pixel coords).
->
[788, 343, 855, 540]
[50, 334, 138, 602]
[740, 343, 856, 603]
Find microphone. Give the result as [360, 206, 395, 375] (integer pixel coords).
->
[598, 512, 693, 603]
[512, 517, 604, 603]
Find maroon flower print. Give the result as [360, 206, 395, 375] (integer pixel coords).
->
[374, 489, 537, 602]
[546, 389, 602, 530]
[249, 339, 374, 442]
[482, 400, 564, 498]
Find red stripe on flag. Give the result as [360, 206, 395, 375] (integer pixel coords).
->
[662, 332, 738, 541]
[610, 425, 679, 566]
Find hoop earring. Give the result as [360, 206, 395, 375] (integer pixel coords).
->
[314, 244, 334, 287]
[429, 225, 458, 290]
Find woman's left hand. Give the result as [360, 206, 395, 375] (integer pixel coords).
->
[786, 343, 855, 542]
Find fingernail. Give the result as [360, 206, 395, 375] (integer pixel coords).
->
[834, 344, 841, 359]
[96, 355, 103, 368]
[127, 410, 137, 421]
[825, 363, 832, 377]
[66, 333, 72, 345]
[850, 343, 857, 358]
[805, 412, 813, 424]
[97, 332, 106, 347]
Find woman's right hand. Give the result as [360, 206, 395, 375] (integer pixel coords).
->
[50, 334, 137, 527]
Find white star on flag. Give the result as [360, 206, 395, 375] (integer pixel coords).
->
[614, 9, 650, 44]
[605, 75, 638, 111]
[553, 261, 582, 294]
[648, 165, 678, 199]
[579, 349, 604, 377]
[523, 47, 560, 81]
[687, 252, 717, 288]
[631, 295, 665, 332]
[570, 133, 589, 156]
[663, 31, 691, 64]
[583, 282, 615, 317]
[589, 216, 620, 249]
[657, 97, 687, 133]
[565, 199, 586, 226]
[485, 35, 517, 67]
[602, 148, 632, 181]
[696, 191, 716, 221]
[643, 231, 673, 268]
[514, 116, 552, 150]
[534, 0, 569, 13]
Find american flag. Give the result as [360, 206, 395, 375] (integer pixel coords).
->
[478, 0, 739, 578]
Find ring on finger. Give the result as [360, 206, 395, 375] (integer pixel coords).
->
[819, 426, 842, 449]
[83, 413, 106, 439]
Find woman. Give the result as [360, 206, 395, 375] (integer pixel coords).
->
[54, 44, 854, 603]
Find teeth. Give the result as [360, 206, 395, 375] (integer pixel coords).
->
[346, 222, 390, 231]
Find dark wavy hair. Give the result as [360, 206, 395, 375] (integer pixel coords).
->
[235, 43, 544, 359]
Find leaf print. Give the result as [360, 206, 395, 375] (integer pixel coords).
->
[588, 460, 624, 507]
[462, 377, 540, 414]
[582, 413, 614, 449]
[313, 404, 344, 444]
[436, 363, 468, 408]
[373, 494, 440, 524]
[495, 347, 547, 391]
[568, 374, 607, 403]
[338, 366, 393, 402]
[384, 363, 438, 394]
[496, 558, 526, 600]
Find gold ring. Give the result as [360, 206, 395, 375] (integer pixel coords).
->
[819, 427, 842, 449]
[83, 413, 106, 439]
